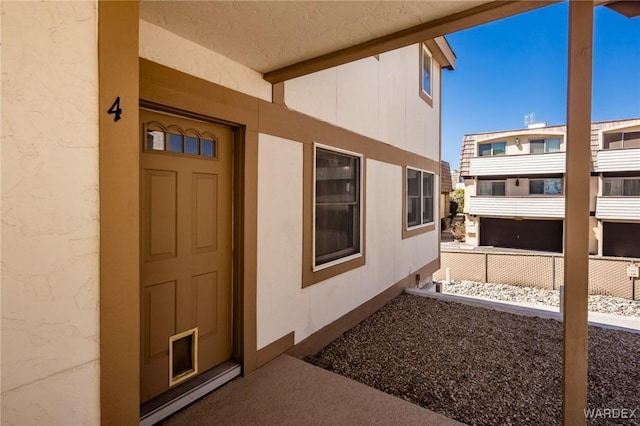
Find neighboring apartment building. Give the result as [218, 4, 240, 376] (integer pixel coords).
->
[2, 2, 461, 424]
[459, 118, 640, 258]
[440, 160, 453, 219]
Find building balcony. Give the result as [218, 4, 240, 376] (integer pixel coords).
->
[468, 152, 565, 176]
[468, 196, 565, 218]
[596, 196, 640, 220]
[596, 148, 640, 172]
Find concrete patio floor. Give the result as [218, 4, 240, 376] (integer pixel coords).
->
[161, 354, 464, 425]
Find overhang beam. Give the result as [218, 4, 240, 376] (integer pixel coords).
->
[264, 0, 559, 83]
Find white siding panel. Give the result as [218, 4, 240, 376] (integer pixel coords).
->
[596, 197, 640, 220]
[469, 152, 566, 176]
[469, 197, 565, 218]
[596, 149, 640, 172]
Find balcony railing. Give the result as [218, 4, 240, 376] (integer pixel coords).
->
[468, 152, 565, 176]
[596, 148, 640, 172]
[468, 196, 565, 218]
[595, 196, 640, 220]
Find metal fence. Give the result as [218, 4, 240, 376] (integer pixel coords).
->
[434, 249, 640, 300]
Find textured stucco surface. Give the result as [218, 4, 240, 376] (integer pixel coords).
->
[139, 1, 484, 73]
[139, 20, 272, 102]
[1, 2, 100, 423]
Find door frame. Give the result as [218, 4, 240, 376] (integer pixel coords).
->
[99, 4, 258, 422]
[136, 71, 260, 378]
[138, 105, 238, 402]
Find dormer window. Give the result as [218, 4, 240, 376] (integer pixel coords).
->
[478, 141, 506, 157]
[602, 131, 640, 149]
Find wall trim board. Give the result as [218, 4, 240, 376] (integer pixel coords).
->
[138, 55, 442, 387]
[258, 100, 440, 173]
[256, 332, 295, 368]
[140, 59, 440, 175]
[286, 257, 440, 360]
[99, 2, 140, 424]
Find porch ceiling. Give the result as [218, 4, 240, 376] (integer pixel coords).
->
[139, 1, 554, 82]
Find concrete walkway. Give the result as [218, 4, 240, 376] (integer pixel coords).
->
[163, 354, 464, 425]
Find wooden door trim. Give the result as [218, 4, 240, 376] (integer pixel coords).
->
[139, 82, 259, 375]
[99, 2, 140, 424]
[139, 100, 256, 374]
[139, 109, 235, 401]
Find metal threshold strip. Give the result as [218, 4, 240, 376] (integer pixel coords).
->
[140, 360, 241, 426]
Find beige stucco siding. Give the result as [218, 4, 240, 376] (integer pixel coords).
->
[139, 20, 272, 102]
[1, 2, 100, 424]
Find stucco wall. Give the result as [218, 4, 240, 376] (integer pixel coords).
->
[139, 20, 272, 102]
[136, 26, 442, 350]
[1, 2, 100, 425]
[256, 136, 439, 348]
[284, 44, 440, 160]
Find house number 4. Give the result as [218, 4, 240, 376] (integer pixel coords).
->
[108, 96, 122, 122]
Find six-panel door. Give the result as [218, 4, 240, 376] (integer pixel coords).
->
[139, 109, 233, 402]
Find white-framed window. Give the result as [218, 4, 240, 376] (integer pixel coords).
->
[314, 145, 363, 269]
[477, 180, 506, 196]
[530, 138, 561, 154]
[529, 178, 563, 195]
[406, 167, 434, 229]
[478, 141, 506, 157]
[603, 177, 640, 196]
[602, 131, 640, 150]
[421, 44, 432, 100]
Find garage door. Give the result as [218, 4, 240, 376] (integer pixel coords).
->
[603, 222, 640, 258]
[480, 218, 563, 252]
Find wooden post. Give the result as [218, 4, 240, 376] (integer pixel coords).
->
[99, 1, 140, 424]
[563, 1, 593, 424]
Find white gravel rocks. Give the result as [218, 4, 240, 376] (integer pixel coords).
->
[442, 280, 640, 317]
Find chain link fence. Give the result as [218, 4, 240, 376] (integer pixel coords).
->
[434, 250, 640, 300]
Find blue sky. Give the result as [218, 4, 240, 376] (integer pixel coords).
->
[441, 2, 640, 170]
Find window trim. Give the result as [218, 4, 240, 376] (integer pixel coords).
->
[406, 167, 435, 230]
[477, 179, 507, 196]
[419, 44, 433, 107]
[312, 143, 364, 273]
[528, 178, 564, 195]
[600, 127, 640, 150]
[528, 137, 561, 154]
[477, 141, 506, 157]
[400, 165, 440, 240]
[602, 177, 640, 196]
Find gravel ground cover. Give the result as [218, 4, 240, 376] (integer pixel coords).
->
[442, 280, 640, 317]
[313, 294, 640, 426]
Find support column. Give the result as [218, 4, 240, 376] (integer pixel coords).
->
[99, 1, 140, 424]
[563, 1, 593, 424]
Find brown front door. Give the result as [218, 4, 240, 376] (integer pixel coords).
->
[139, 109, 233, 402]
